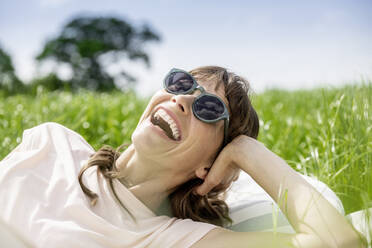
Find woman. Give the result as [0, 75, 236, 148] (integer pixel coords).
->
[0, 66, 365, 248]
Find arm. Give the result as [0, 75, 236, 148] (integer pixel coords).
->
[192, 135, 365, 248]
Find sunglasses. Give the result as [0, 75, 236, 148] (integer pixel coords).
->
[163, 68, 230, 146]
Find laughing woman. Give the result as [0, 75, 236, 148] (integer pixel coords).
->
[0, 66, 366, 248]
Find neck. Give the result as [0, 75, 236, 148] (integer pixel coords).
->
[114, 145, 188, 214]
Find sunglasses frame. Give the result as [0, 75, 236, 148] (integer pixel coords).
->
[163, 68, 230, 146]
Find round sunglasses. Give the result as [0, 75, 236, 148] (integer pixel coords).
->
[163, 68, 230, 146]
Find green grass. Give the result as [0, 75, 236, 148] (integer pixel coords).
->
[0, 82, 371, 215]
[0, 89, 148, 153]
[253, 82, 371, 214]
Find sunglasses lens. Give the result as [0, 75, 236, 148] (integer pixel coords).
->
[194, 95, 225, 121]
[165, 72, 194, 93]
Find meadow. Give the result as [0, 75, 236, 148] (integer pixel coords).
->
[0, 82, 371, 215]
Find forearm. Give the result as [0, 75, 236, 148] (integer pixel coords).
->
[237, 142, 364, 247]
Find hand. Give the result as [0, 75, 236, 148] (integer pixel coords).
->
[195, 135, 267, 196]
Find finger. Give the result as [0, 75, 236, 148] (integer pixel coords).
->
[195, 149, 231, 196]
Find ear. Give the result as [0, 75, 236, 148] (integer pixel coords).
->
[195, 166, 209, 180]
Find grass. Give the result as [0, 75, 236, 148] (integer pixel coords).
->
[253, 82, 371, 214]
[0, 89, 148, 153]
[0, 82, 371, 215]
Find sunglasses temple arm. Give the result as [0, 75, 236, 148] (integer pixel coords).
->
[223, 118, 229, 147]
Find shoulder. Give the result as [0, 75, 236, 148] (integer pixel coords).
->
[25, 122, 80, 138]
[23, 122, 94, 151]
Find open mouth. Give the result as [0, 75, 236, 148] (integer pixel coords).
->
[150, 108, 181, 141]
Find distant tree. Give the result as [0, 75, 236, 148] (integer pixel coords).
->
[36, 16, 161, 91]
[0, 45, 24, 94]
[28, 73, 70, 95]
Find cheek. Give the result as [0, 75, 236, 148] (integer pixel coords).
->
[191, 124, 221, 157]
[198, 122, 222, 142]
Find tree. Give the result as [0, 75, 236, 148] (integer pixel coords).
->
[0, 45, 24, 94]
[28, 73, 70, 95]
[36, 16, 161, 91]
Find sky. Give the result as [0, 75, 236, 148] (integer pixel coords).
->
[0, 0, 371, 97]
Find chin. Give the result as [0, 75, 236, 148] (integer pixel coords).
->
[131, 121, 165, 155]
[132, 126, 150, 150]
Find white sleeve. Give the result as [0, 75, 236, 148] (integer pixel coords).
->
[0, 122, 95, 248]
[1, 122, 94, 167]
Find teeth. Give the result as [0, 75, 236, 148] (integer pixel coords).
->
[154, 109, 180, 140]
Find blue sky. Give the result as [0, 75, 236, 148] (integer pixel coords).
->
[0, 0, 371, 96]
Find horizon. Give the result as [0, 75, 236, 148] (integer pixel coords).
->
[0, 0, 371, 96]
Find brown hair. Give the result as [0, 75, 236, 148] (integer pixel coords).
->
[78, 66, 260, 227]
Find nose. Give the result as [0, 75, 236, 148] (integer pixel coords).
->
[170, 94, 196, 115]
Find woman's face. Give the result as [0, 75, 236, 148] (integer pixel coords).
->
[131, 77, 228, 178]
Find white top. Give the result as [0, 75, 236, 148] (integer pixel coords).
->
[0, 122, 217, 248]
